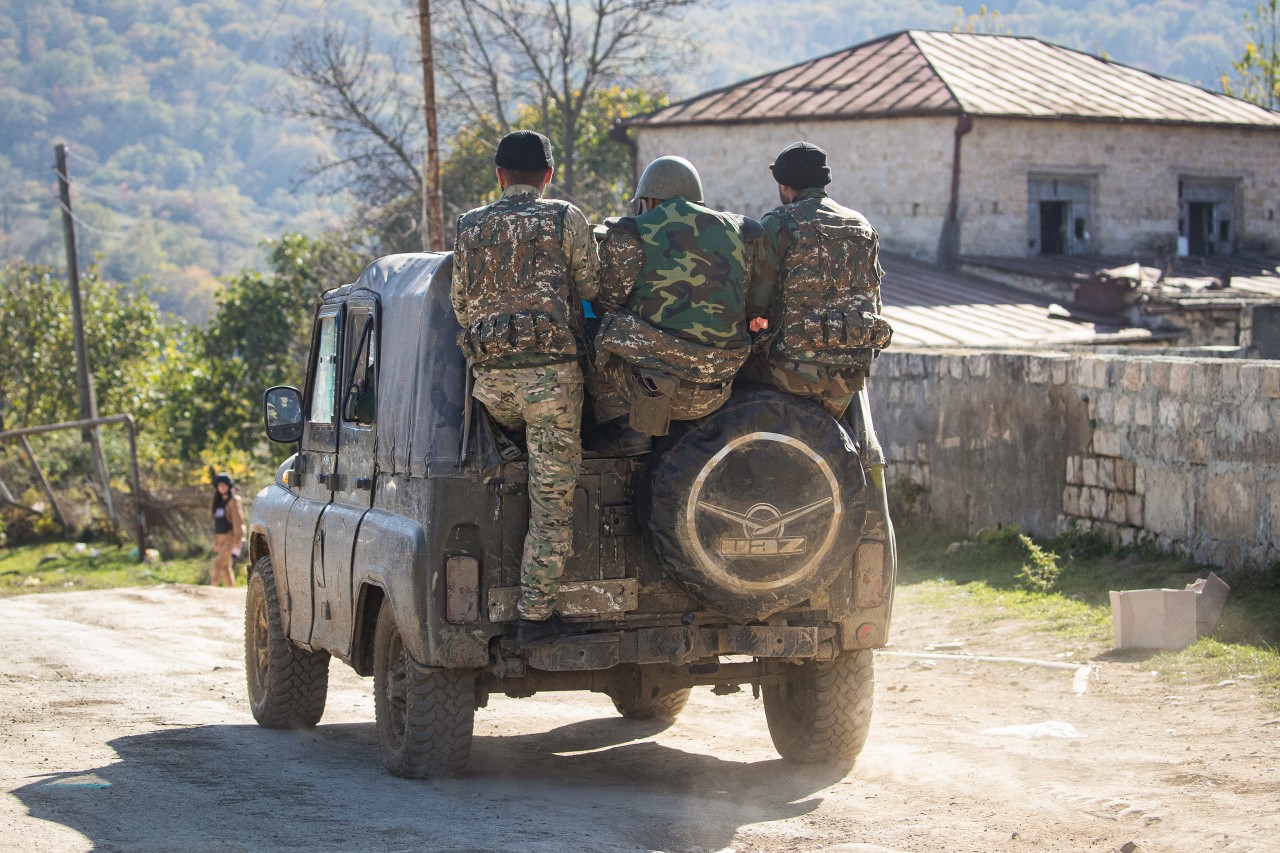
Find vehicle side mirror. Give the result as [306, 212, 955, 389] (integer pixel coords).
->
[264, 386, 304, 443]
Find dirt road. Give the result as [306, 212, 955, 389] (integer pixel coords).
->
[1, 586, 1275, 853]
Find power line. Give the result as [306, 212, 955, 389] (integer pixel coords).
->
[62, 148, 103, 168]
[65, 179, 133, 203]
[56, 200, 130, 239]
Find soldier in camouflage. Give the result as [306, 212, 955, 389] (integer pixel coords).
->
[451, 130, 598, 640]
[587, 156, 762, 449]
[745, 142, 893, 418]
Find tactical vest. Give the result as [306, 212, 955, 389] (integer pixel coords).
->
[595, 200, 759, 384]
[771, 197, 893, 366]
[454, 193, 580, 366]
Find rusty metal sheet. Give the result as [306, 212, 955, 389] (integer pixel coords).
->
[854, 541, 886, 608]
[487, 578, 638, 622]
[526, 633, 621, 672]
[725, 625, 819, 658]
[625, 31, 1280, 130]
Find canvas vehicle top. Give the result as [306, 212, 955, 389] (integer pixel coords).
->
[245, 252, 896, 778]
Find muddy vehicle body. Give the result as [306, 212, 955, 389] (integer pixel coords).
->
[245, 252, 896, 777]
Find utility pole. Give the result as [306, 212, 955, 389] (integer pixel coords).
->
[55, 143, 117, 530]
[418, 0, 446, 252]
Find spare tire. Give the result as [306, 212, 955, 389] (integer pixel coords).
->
[642, 385, 867, 622]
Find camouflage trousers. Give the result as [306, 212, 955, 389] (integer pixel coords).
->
[742, 356, 865, 418]
[472, 362, 584, 620]
[586, 353, 731, 427]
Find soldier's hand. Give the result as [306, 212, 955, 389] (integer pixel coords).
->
[748, 317, 769, 333]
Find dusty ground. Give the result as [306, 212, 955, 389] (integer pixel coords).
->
[0, 586, 1276, 853]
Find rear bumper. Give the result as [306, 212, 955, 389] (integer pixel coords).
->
[523, 623, 851, 673]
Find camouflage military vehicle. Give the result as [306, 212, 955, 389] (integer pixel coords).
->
[245, 252, 896, 779]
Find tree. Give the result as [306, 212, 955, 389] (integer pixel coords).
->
[951, 5, 1011, 36]
[276, 22, 427, 250]
[279, 0, 701, 245]
[435, 0, 702, 203]
[1222, 0, 1280, 109]
[0, 263, 166, 432]
[159, 232, 367, 464]
[441, 87, 667, 221]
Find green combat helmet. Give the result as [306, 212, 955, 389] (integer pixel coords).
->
[634, 155, 704, 203]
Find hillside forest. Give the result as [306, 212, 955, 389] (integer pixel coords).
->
[0, 0, 1276, 553]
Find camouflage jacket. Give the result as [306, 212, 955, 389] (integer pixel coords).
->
[451, 185, 599, 367]
[748, 189, 891, 369]
[594, 197, 761, 383]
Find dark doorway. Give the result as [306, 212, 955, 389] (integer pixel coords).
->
[1188, 202, 1213, 256]
[1039, 201, 1068, 255]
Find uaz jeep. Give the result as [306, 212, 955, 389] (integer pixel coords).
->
[245, 252, 896, 778]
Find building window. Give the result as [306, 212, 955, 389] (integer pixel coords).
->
[1027, 175, 1093, 256]
[1179, 178, 1238, 257]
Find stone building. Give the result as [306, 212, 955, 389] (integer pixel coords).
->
[616, 30, 1280, 264]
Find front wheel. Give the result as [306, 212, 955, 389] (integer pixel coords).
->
[763, 650, 874, 768]
[244, 556, 329, 728]
[372, 600, 474, 778]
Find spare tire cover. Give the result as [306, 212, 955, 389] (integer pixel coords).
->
[643, 385, 867, 622]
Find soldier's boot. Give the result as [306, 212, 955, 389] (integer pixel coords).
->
[586, 417, 650, 456]
[517, 614, 578, 646]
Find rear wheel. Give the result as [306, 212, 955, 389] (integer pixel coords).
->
[763, 650, 874, 768]
[609, 686, 691, 723]
[372, 600, 474, 778]
[244, 556, 329, 728]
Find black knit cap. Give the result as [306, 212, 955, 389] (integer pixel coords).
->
[495, 130, 554, 171]
[769, 141, 831, 188]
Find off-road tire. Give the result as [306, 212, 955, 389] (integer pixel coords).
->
[763, 650, 874, 767]
[244, 556, 329, 728]
[372, 600, 474, 778]
[610, 687, 691, 723]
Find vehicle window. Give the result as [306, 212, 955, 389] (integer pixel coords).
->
[343, 309, 377, 424]
[310, 313, 339, 424]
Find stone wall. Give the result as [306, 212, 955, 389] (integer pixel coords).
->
[634, 117, 956, 260]
[632, 116, 1280, 260]
[958, 118, 1280, 257]
[872, 349, 1280, 572]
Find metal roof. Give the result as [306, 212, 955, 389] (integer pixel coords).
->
[626, 30, 1280, 129]
[879, 254, 1153, 348]
[963, 254, 1280, 302]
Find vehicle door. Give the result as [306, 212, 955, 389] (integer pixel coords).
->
[283, 305, 342, 646]
[309, 296, 379, 656]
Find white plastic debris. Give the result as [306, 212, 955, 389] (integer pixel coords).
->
[981, 720, 1084, 739]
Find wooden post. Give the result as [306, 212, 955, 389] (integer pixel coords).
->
[418, 0, 446, 252]
[55, 143, 117, 529]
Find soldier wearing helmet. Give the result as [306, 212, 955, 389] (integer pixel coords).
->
[744, 142, 893, 418]
[451, 130, 599, 641]
[586, 155, 763, 452]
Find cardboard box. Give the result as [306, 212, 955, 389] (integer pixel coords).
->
[1109, 573, 1230, 651]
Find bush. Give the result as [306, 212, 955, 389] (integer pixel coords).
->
[1016, 534, 1063, 593]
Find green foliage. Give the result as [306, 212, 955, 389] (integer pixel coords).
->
[1016, 533, 1062, 593]
[0, 262, 168, 432]
[0, 541, 210, 596]
[899, 524, 1279, 651]
[442, 88, 669, 222]
[1221, 0, 1280, 108]
[165, 232, 365, 465]
[1149, 638, 1280, 695]
[0, 0, 354, 318]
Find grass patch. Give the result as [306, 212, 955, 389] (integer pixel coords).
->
[897, 523, 1280, 695]
[900, 577, 1111, 644]
[0, 541, 211, 596]
[1149, 639, 1280, 694]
